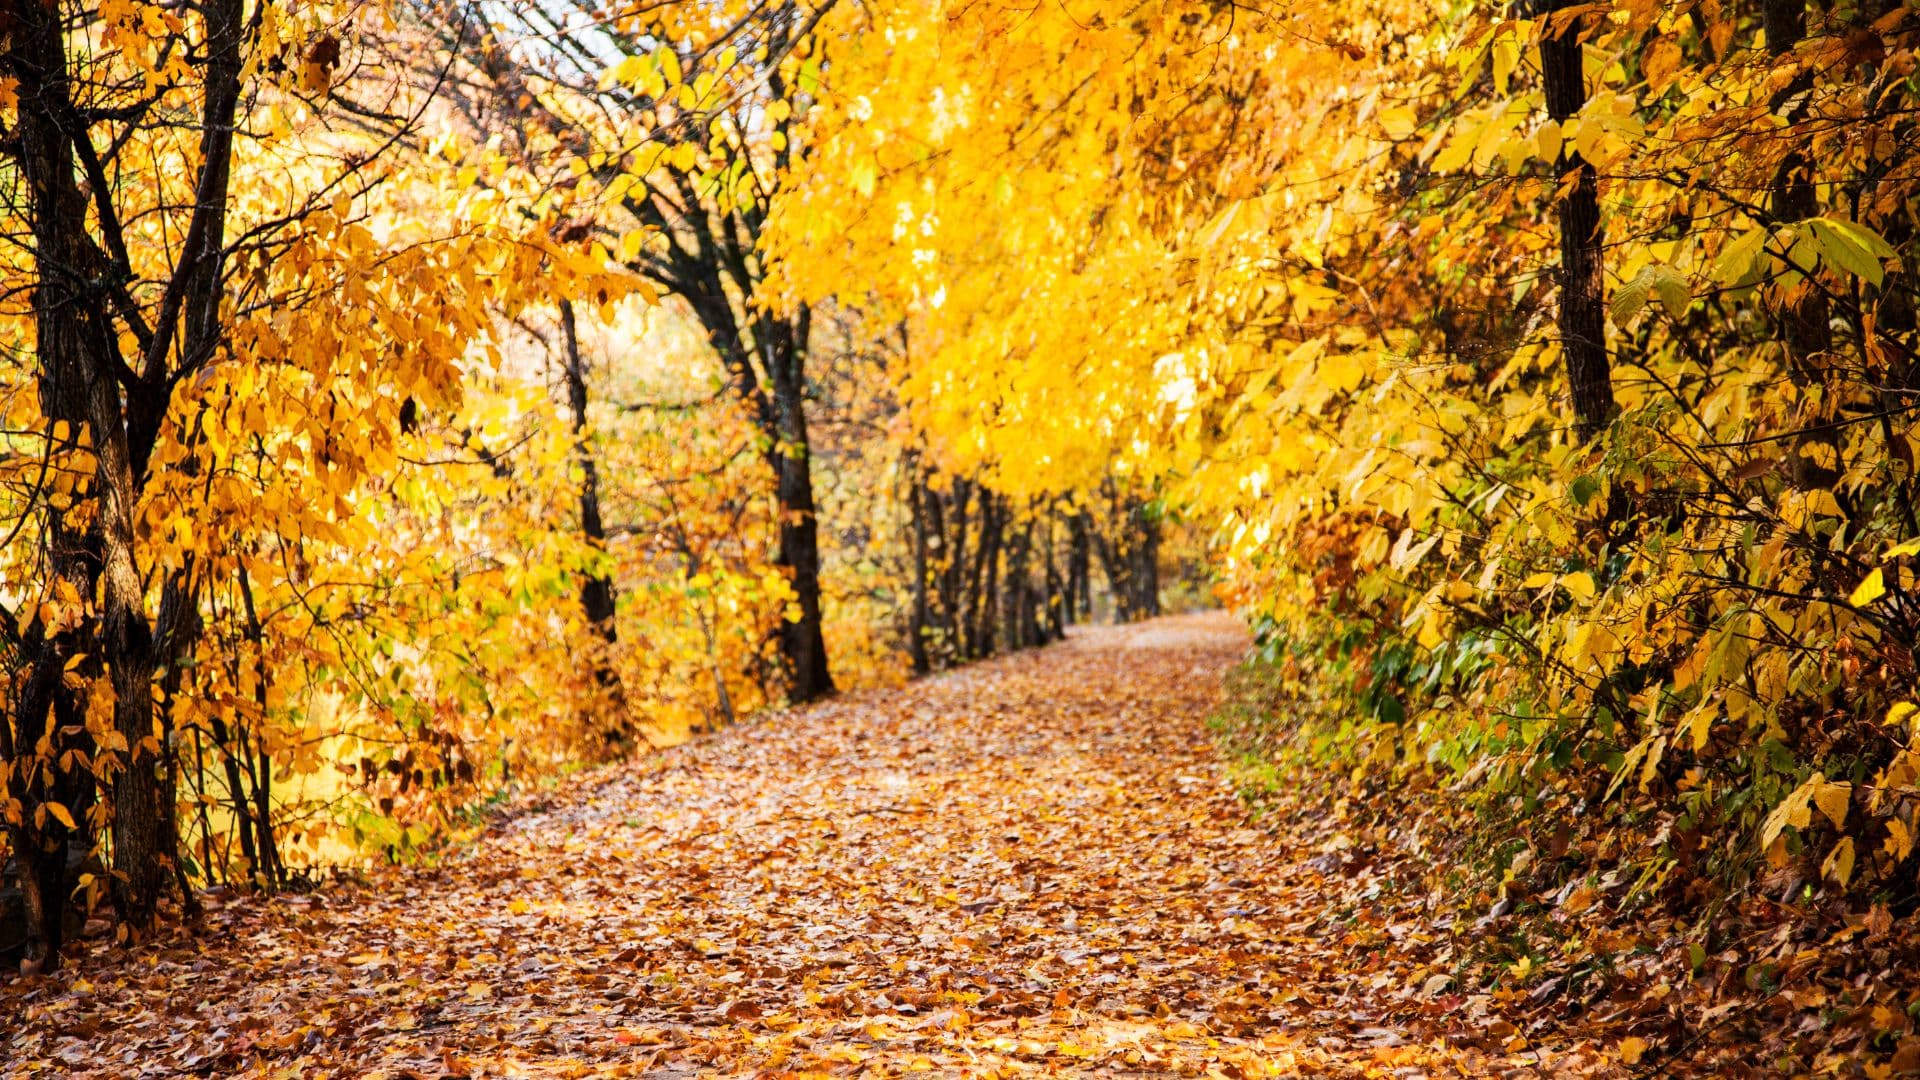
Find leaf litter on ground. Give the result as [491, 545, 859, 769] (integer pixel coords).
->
[5, 613, 1624, 1078]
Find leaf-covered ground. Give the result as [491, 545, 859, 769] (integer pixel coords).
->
[4, 614, 1619, 1078]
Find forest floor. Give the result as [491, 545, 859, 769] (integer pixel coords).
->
[2, 613, 1626, 1079]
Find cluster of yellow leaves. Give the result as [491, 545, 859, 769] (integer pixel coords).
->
[773, 0, 1920, 896]
[0, 0, 904, 882]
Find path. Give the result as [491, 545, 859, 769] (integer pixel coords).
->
[3, 614, 1538, 1078]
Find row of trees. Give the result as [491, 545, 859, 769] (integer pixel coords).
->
[902, 474, 1163, 670]
[0, 0, 589, 969]
[769, 0, 1920, 929]
[0, 0, 1175, 973]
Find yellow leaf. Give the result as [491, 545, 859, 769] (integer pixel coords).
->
[1806, 489, 1846, 518]
[1813, 780, 1851, 830]
[1850, 567, 1886, 607]
[1821, 836, 1856, 886]
[1884, 818, 1913, 863]
[618, 229, 647, 262]
[1682, 705, 1714, 752]
[1761, 774, 1823, 850]
[1619, 1037, 1648, 1065]
[1560, 571, 1596, 602]
[1887, 702, 1917, 728]
[1766, 833, 1791, 869]
[45, 801, 76, 830]
[508, 898, 531, 915]
[1535, 120, 1562, 164]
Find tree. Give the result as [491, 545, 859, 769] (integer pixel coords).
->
[558, 299, 633, 734]
[427, 0, 841, 702]
[0, 0, 609, 971]
[2, 0, 250, 963]
[1536, 0, 1615, 442]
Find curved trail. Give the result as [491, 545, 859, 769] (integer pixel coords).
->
[5, 613, 1527, 1078]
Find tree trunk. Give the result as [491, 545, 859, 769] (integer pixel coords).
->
[1068, 511, 1093, 622]
[559, 300, 631, 726]
[235, 567, 285, 888]
[1043, 511, 1066, 640]
[925, 478, 956, 666]
[943, 479, 970, 657]
[1538, 1, 1615, 441]
[1132, 511, 1163, 620]
[1001, 515, 1031, 650]
[765, 309, 835, 702]
[10, 0, 251, 944]
[1092, 490, 1163, 623]
[907, 461, 933, 675]
[93, 389, 165, 929]
[9, 0, 164, 939]
[966, 493, 1002, 658]
[4, 655, 92, 973]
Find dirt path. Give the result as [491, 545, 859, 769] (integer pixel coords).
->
[3, 613, 1545, 1078]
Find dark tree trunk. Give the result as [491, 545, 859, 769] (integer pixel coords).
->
[769, 313, 834, 701]
[943, 479, 971, 655]
[4, 657, 92, 973]
[1538, 1, 1615, 441]
[907, 476, 1063, 668]
[1043, 511, 1067, 640]
[1092, 490, 1162, 623]
[1133, 514, 1163, 620]
[1001, 516, 1032, 650]
[3, 0, 251, 953]
[1068, 511, 1093, 622]
[966, 494, 1004, 658]
[234, 567, 285, 889]
[924, 477, 955, 664]
[558, 300, 631, 725]
[907, 461, 933, 675]
[208, 710, 259, 883]
[8, 0, 154, 946]
[774, 447, 834, 700]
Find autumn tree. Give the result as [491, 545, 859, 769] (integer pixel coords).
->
[558, 299, 632, 734]
[421, 0, 842, 702]
[0, 0, 638, 970]
[1, 0, 254, 964]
